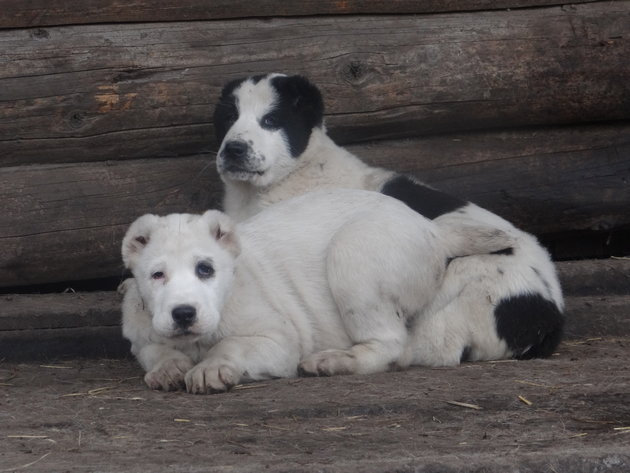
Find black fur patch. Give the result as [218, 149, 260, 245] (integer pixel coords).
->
[381, 175, 467, 220]
[491, 247, 514, 256]
[460, 346, 473, 363]
[494, 293, 564, 360]
[213, 77, 244, 144]
[268, 75, 324, 157]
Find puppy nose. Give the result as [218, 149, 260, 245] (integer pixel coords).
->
[223, 140, 248, 160]
[171, 305, 196, 328]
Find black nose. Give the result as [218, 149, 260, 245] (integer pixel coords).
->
[171, 305, 196, 328]
[223, 140, 249, 161]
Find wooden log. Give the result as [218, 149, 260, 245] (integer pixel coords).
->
[0, 157, 220, 287]
[1, 123, 629, 287]
[0, 0, 599, 29]
[0, 292, 121, 331]
[1, 2, 628, 166]
[1, 259, 629, 360]
[0, 326, 130, 360]
[353, 122, 630, 234]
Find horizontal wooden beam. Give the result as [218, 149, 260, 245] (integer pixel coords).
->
[353, 122, 630, 234]
[1, 123, 628, 287]
[0, 156, 221, 287]
[0, 0, 600, 29]
[1, 2, 628, 167]
[1, 260, 628, 359]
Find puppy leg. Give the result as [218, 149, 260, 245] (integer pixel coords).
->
[299, 318, 407, 376]
[300, 211, 441, 376]
[120, 278, 194, 390]
[409, 258, 511, 366]
[137, 344, 194, 391]
[185, 335, 298, 394]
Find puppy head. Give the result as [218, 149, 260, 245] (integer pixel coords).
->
[122, 211, 240, 339]
[214, 73, 324, 187]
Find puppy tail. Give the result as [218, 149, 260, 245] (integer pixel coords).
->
[441, 223, 516, 259]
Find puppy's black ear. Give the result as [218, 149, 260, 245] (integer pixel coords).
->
[122, 214, 160, 270]
[202, 210, 241, 258]
[213, 78, 242, 145]
[274, 75, 324, 129]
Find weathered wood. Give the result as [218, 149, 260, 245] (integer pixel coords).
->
[0, 0, 601, 29]
[2, 295, 626, 360]
[0, 157, 220, 287]
[558, 258, 630, 296]
[1, 341, 629, 472]
[1, 123, 629, 287]
[0, 326, 130, 359]
[0, 260, 628, 361]
[564, 295, 630, 338]
[1, 2, 628, 166]
[353, 123, 630, 234]
[0, 292, 121, 330]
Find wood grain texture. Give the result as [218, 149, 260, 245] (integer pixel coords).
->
[1, 2, 628, 166]
[353, 123, 630, 234]
[1, 123, 628, 287]
[0, 292, 121, 330]
[0, 156, 219, 287]
[2, 257, 627, 327]
[0, 0, 601, 29]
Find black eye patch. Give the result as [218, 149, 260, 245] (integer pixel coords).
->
[213, 77, 245, 144]
[195, 261, 215, 279]
[261, 112, 281, 129]
[268, 75, 324, 158]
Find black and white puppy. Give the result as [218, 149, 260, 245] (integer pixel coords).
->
[213, 73, 564, 365]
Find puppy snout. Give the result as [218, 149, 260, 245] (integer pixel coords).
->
[223, 140, 249, 161]
[171, 304, 197, 329]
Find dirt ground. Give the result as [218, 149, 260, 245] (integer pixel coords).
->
[1, 337, 629, 473]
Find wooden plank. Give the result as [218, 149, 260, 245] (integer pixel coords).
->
[353, 123, 630, 235]
[0, 157, 220, 287]
[0, 0, 600, 29]
[558, 258, 630, 296]
[0, 259, 628, 359]
[1, 257, 627, 326]
[1, 123, 629, 287]
[1, 340, 629, 473]
[0, 293, 627, 359]
[1, 2, 628, 166]
[0, 293, 626, 359]
[564, 295, 630, 338]
[0, 326, 130, 360]
[0, 292, 121, 330]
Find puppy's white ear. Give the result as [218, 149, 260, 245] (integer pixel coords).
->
[202, 210, 240, 257]
[122, 214, 160, 269]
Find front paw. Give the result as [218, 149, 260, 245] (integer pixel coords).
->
[184, 361, 240, 395]
[298, 349, 356, 377]
[144, 357, 194, 391]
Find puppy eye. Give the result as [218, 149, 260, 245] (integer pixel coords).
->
[151, 271, 165, 280]
[196, 262, 214, 279]
[261, 113, 280, 129]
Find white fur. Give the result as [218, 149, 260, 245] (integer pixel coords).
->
[121, 190, 516, 393]
[215, 74, 564, 366]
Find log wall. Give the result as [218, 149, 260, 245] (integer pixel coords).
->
[1, 1, 629, 287]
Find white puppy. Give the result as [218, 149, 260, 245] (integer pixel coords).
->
[213, 73, 564, 362]
[121, 190, 515, 393]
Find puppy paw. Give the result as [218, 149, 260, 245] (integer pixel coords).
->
[144, 357, 194, 391]
[185, 361, 240, 395]
[298, 349, 356, 377]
